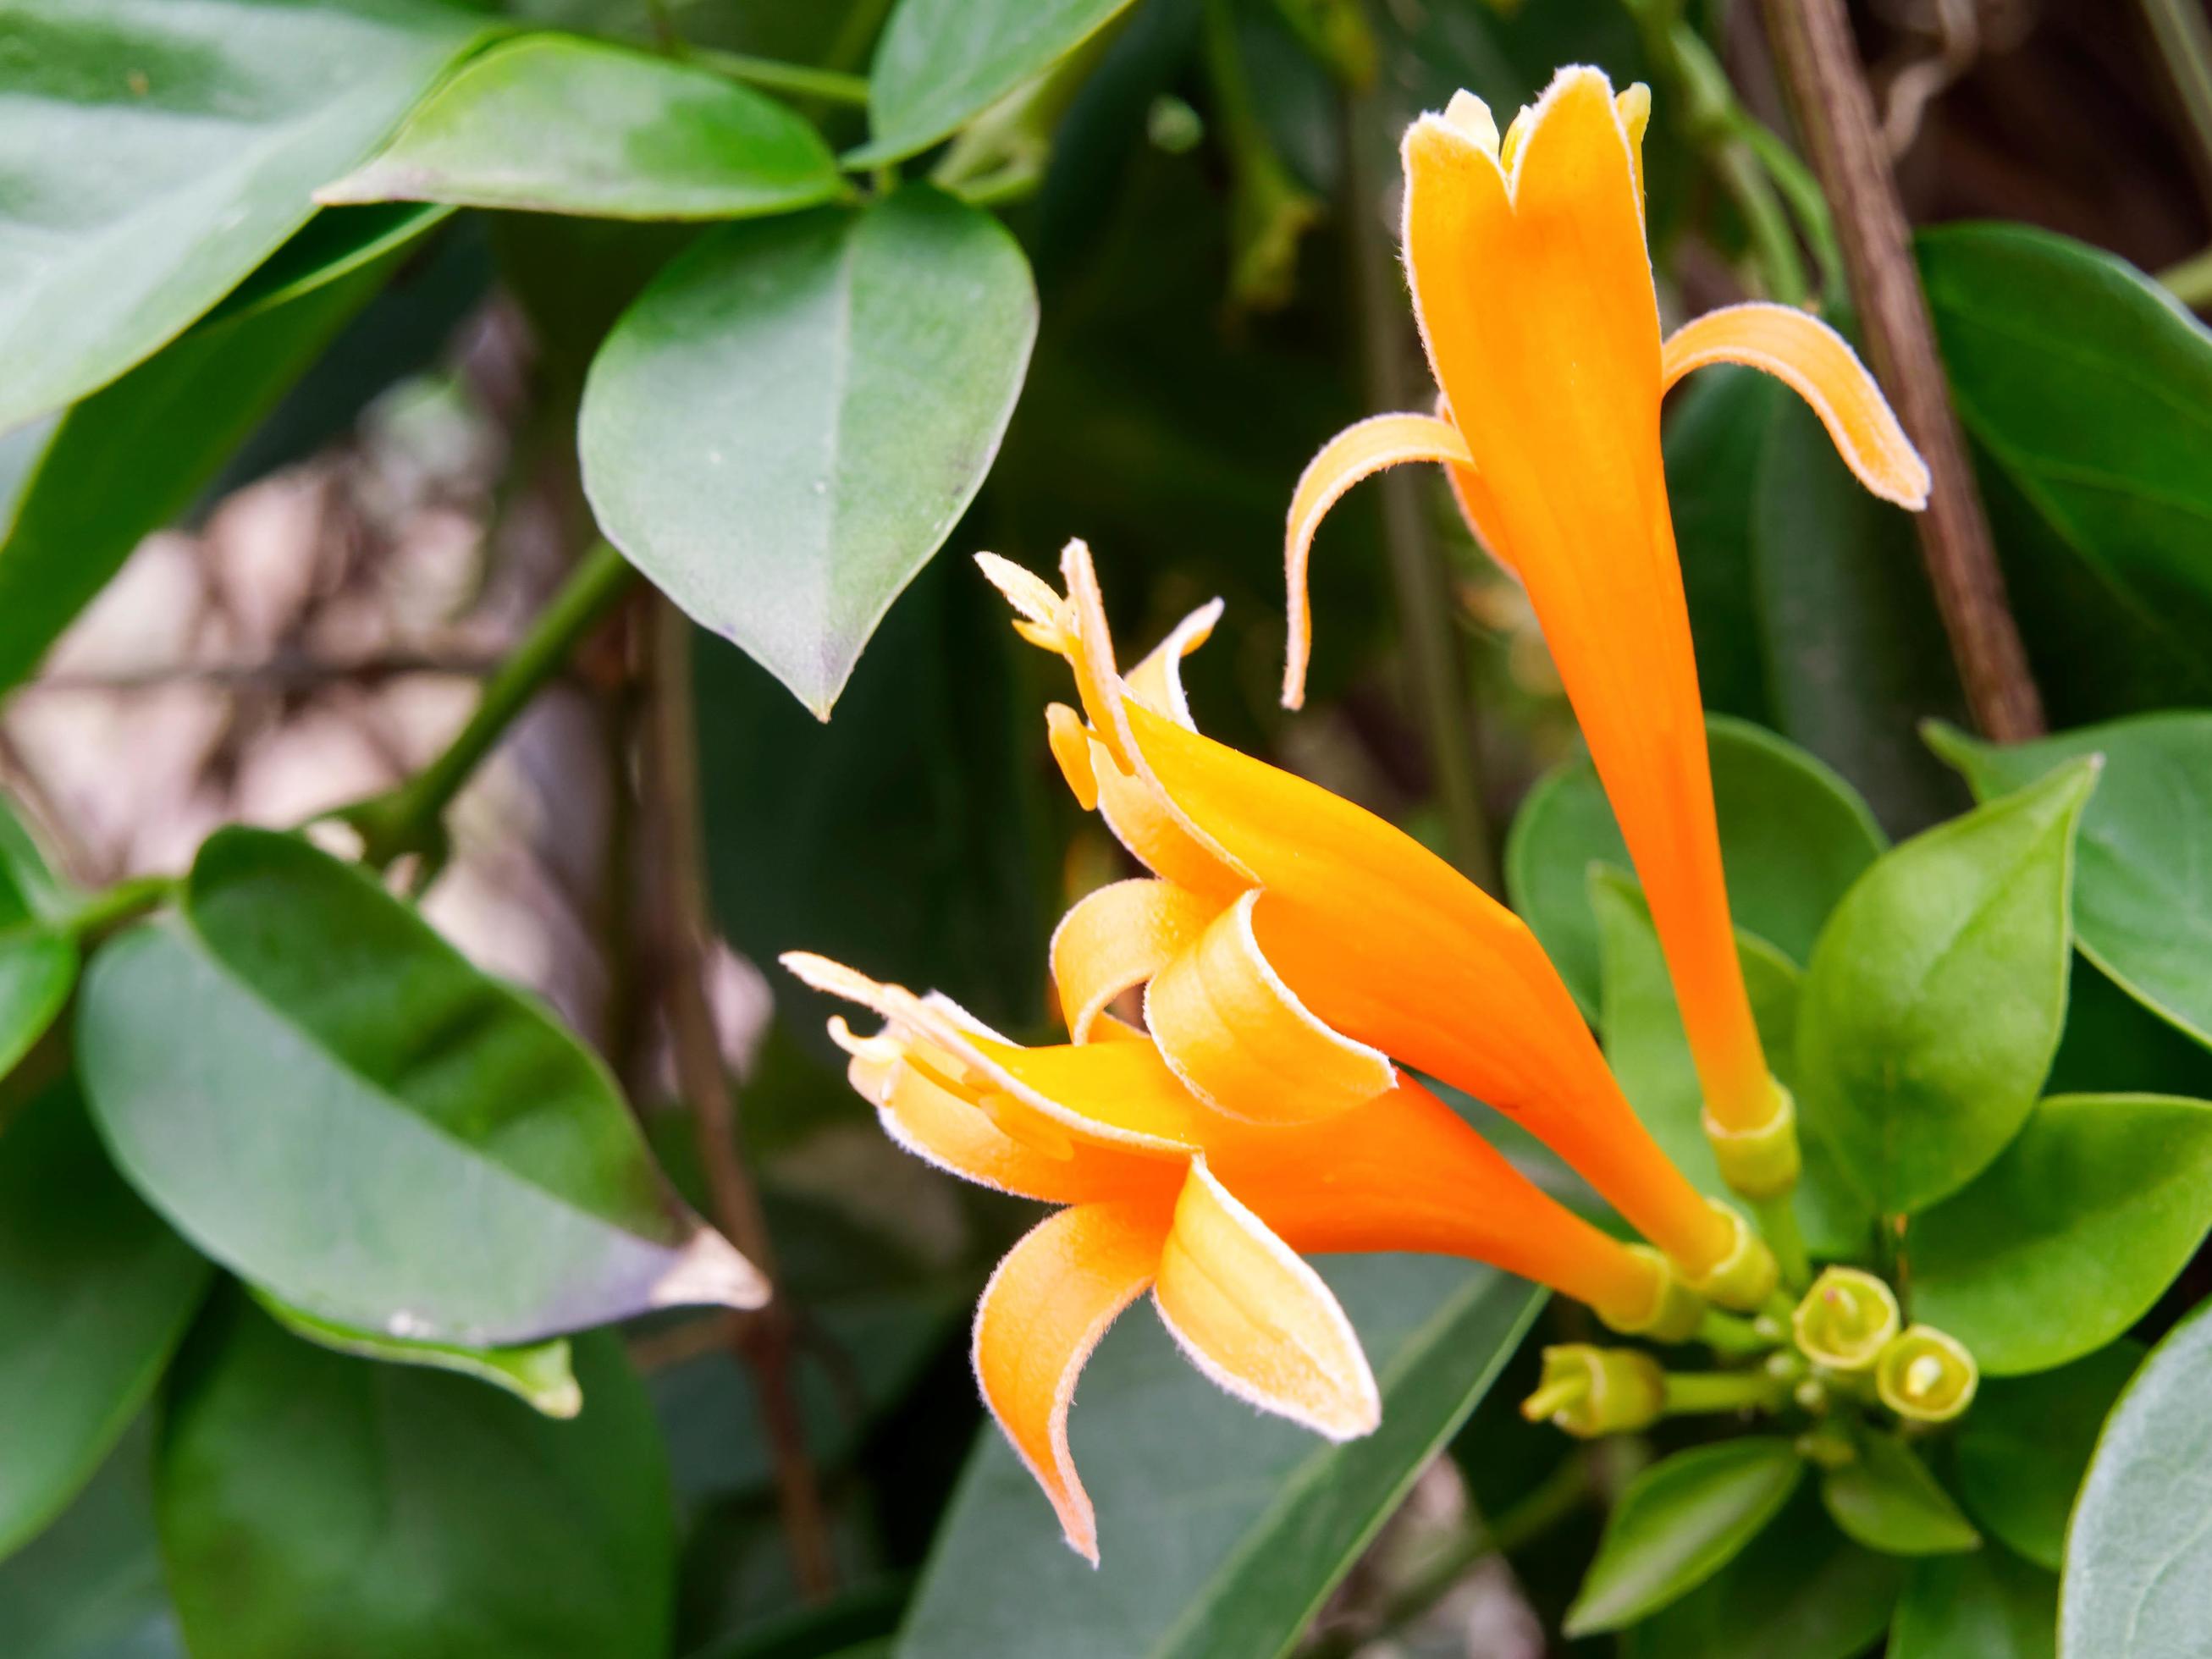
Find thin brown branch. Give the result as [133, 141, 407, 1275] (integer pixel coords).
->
[641, 598, 837, 1602]
[1759, 0, 2045, 742]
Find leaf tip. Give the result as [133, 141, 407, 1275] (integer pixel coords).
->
[653, 1227, 770, 1312]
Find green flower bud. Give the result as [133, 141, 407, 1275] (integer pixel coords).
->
[1875, 1325, 1978, 1424]
[1520, 1345, 1665, 1439]
[1791, 1266, 1901, 1374]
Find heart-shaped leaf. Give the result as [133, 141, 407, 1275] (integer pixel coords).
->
[1956, 1342, 2143, 1569]
[847, 0, 1139, 166]
[1508, 714, 1888, 1015]
[2062, 1298, 2212, 1656]
[157, 1298, 672, 1659]
[1796, 761, 2093, 1215]
[0, 1083, 209, 1565]
[1930, 714, 2212, 1051]
[1920, 223, 2212, 722]
[1911, 1094, 2212, 1375]
[1566, 1438, 1805, 1634]
[77, 828, 762, 1348]
[899, 1259, 1540, 1658]
[1818, 1432, 1979, 1557]
[1591, 869, 1875, 1261]
[0, 0, 489, 429]
[580, 185, 1036, 717]
[319, 36, 844, 220]
[1892, 1548, 2058, 1659]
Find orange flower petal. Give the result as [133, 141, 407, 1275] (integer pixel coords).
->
[1151, 1159, 1379, 1441]
[1124, 598, 1222, 728]
[1050, 878, 1222, 1042]
[1145, 890, 1397, 1124]
[1282, 413, 1473, 708]
[1661, 302, 1931, 509]
[1119, 711, 1735, 1275]
[973, 1200, 1172, 1563]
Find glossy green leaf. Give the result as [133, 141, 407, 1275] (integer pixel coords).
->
[1796, 761, 2093, 1215]
[0, 1423, 183, 1659]
[0, 1083, 209, 1564]
[0, 257, 394, 695]
[77, 828, 761, 1348]
[1921, 224, 2212, 724]
[202, 202, 450, 328]
[1565, 1438, 1804, 1635]
[1931, 714, 2212, 1051]
[0, 0, 488, 429]
[253, 1292, 581, 1421]
[2049, 954, 2212, 1098]
[1892, 1548, 2057, 1659]
[850, 0, 1138, 166]
[580, 186, 1036, 717]
[899, 1259, 1541, 1658]
[1956, 1342, 2143, 1570]
[1622, 1486, 1903, 1659]
[1818, 1432, 1979, 1557]
[1506, 714, 1887, 1014]
[1911, 1094, 2212, 1375]
[158, 1298, 672, 1659]
[2063, 1298, 2212, 1656]
[1663, 367, 1777, 725]
[321, 36, 845, 220]
[1591, 869, 1875, 1260]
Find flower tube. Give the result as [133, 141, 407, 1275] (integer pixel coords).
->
[975, 543, 1772, 1309]
[782, 951, 1703, 1563]
[1283, 67, 1929, 1188]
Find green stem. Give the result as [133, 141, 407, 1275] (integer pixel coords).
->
[687, 47, 872, 107]
[1751, 1190, 1812, 1291]
[1663, 1370, 1785, 1416]
[58, 874, 175, 942]
[346, 542, 637, 868]
[1735, 116, 1845, 300]
[1697, 1308, 1774, 1360]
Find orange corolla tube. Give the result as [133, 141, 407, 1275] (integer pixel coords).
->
[1283, 68, 1928, 1172]
[974, 544, 1773, 1309]
[781, 951, 1700, 1563]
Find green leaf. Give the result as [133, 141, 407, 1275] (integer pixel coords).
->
[0, 257, 394, 695]
[202, 202, 451, 328]
[0, 0, 489, 429]
[899, 1259, 1542, 1658]
[1663, 367, 1779, 725]
[320, 36, 845, 220]
[1930, 714, 2212, 1051]
[1956, 1342, 2143, 1570]
[0, 1422, 183, 1659]
[76, 827, 761, 1348]
[1591, 869, 1874, 1260]
[2064, 1298, 2212, 1656]
[1565, 1438, 1805, 1635]
[1920, 223, 2212, 723]
[580, 185, 1036, 717]
[1505, 714, 1887, 1015]
[0, 1083, 209, 1564]
[1911, 1094, 2212, 1375]
[1622, 1487, 1903, 1659]
[252, 1292, 581, 1421]
[1818, 1432, 1979, 1557]
[158, 1298, 672, 1659]
[1796, 760, 2094, 1215]
[1892, 1547, 2057, 1659]
[849, 0, 1138, 166]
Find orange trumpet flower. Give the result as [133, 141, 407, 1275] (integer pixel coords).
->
[781, 951, 1700, 1563]
[974, 543, 1773, 1309]
[1283, 68, 1928, 1183]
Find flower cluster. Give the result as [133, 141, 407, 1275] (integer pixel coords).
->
[788, 64, 1934, 1563]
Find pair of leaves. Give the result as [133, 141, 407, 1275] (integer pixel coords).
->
[77, 827, 759, 1351]
[900, 1259, 1541, 1657]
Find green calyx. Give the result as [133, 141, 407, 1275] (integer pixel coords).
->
[1680, 1201, 1779, 1312]
[1874, 1324, 1979, 1423]
[1791, 1266, 1902, 1374]
[1701, 1076, 1802, 1200]
[1599, 1245, 1707, 1342]
[1521, 1345, 1665, 1438]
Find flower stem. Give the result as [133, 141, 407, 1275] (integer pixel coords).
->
[58, 874, 174, 942]
[2139, 0, 2212, 204]
[687, 46, 872, 107]
[1751, 1190, 1812, 1292]
[345, 542, 637, 871]
[1663, 1370, 1785, 1416]
[1697, 1308, 1774, 1360]
[2162, 246, 2212, 311]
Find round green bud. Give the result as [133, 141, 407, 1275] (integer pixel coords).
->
[1521, 1345, 1665, 1439]
[1875, 1325, 1978, 1424]
[1791, 1266, 1902, 1374]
